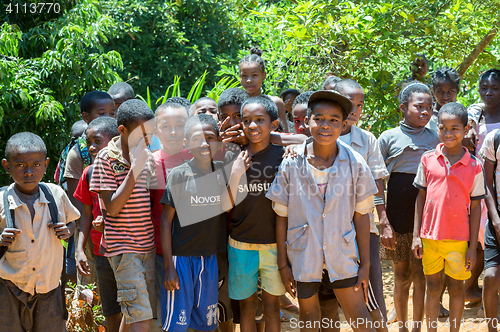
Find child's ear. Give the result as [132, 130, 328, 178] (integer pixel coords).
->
[1, 159, 10, 173]
[464, 124, 471, 136]
[271, 119, 279, 131]
[263, 70, 267, 81]
[304, 116, 310, 125]
[81, 111, 90, 124]
[44, 157, 50, 169]
[184, 138, 190, 151]
[342, 119, 348, 132]
[399, 103, 406, 114]
[118, 124, 127, 136]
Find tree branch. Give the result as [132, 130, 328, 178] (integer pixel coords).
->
[457, 17, 500, 78]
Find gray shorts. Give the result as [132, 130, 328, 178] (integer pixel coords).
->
[108, 251, 156, 324]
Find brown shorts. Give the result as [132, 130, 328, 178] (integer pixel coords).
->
[380, 232, 422, 266]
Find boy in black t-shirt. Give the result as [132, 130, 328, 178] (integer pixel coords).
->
[160, 114, 249, 332]
[226, 95, 286, 332]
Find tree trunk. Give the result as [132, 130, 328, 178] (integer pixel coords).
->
[457, 18, 500, 78]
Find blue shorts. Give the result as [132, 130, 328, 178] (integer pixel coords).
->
[227, 238, 286, 300]
[161, 255, 219, 332]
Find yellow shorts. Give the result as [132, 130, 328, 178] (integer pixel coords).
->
[421, 239, 471, 280]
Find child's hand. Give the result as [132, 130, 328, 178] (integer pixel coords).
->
[353, 265, 370, 303]
[279, 265, 297, 299]
[231, 150, 252, 178]
[163, 265, 180, 291]
[411, 236, 423, 259]
[129, 137, 149, 176]
[48, 222, 73, 240]
[462, 127, 478, 153]
[282, 144, 298, 158]
[465, 246, 477, 272]
[0, 228, 21, 246]
[92, 216, 104, 232]
[76, 250, 90, 276]
[380, 222, 397, 250]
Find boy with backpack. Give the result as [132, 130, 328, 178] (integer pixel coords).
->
[0, 132, 80, 331]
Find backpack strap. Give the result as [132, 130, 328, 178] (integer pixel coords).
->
[1, 186, 15, 229]
[38, 183, 60, 225]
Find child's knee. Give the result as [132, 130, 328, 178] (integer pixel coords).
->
[261, 297, 280, 318]
[425, 278, 443, 296]
[483, 270, 500, 289]
[240, 296, 259, 314]
[394, 268, 412, 284]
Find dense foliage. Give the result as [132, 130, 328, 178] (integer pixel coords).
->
[2, 0, 500, 184]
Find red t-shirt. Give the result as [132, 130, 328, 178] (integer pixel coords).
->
[151, 149, 192, 254]
[74, 165, 103, 256]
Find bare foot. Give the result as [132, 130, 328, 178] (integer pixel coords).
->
[464, 289, 482, 303]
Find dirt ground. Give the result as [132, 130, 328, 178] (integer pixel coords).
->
[275, 259, 489, 332]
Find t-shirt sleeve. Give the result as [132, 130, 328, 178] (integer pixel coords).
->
[355, 158, 378, 203]
[468, 103, 484, 126]
[413, 158, 427, 190]
[355, 196, 374, 215]
[471, 164, 487, 200]
[265, 159, 290, 207]
[89, 152, 118, 193]
[272, 202, 288, 217]
[59, 188, 81, 224]
[378, 133, 389, 164]
[73, 167, 93, 206]
[479, 130, 498, 165]
[366, 133, 389, 180]
[63, 145, 84, 180]
[161, 169, 178, 209]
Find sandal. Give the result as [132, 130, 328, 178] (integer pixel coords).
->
[280, 311, 291, 322]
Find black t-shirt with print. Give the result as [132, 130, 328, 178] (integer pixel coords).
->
[230, 144, 284, 244]
[161, 160, 227, 256]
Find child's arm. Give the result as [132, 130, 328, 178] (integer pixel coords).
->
[376, 179, 396, 250]
[76, 204, 93, 276]
[270, 132, 307, 146]
[483, 161, 500, 239]
[224, 150, 251, 211]
[276, 215, 296, 298]
[466, 199, 481, 271]
[352, 212, 370, 301]
[49, 220, 76, 240]
[99, 139, 149, 217]
[412, 189, 426, 259]
[160, 204, 179, 291]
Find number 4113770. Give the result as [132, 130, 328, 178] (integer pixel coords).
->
[6, 2, 61, 14]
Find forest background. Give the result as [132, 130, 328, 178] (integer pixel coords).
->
[1, 0, 500, 183]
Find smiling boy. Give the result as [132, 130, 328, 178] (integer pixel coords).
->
[412, 102, 485, 332]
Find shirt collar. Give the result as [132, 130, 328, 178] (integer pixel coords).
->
[107, 136, 129, 165]
[348, 126, 363, 147]
[297, 137, 349, 162]
[6, 183, 49, 210]
[435, 143, 471, 166]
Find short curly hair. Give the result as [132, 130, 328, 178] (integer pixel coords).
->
[431, 67, 461, 91]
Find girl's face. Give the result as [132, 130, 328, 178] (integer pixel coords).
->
[239, 62, 266, 96]
[401, 92, 432, 128]
[433, 79, 458, 108]
[479, 76, 500, 109]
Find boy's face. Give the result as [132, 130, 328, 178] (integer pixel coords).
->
[283, 93, 297, 115]
[340, 87, 364, 126]
[239, 62, 265, 96]
[156, 107, 188, 154]
[2, 151, 49, 195]
[438, 113, 469, 149]
[122, 119, 155, 149]
[241, 103, 278, 145]
[306, 102, 347, 146]
[433, 80, 458, 107]
[292, 103, 310, 136]
[192, 100, 218, 121]
[86, 127, 113, 159]
[479, 77, 500, 109]
[401, 92, 432, 128]
[411, 58, 429, 78]
[82, 98, 116, 124]
[186, 124, 219, 164]
[219, 104, 242, 127]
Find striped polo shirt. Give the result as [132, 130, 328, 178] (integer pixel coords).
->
[90, 137, 156, 255]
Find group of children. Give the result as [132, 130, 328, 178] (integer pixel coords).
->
[2, 48, 500, 332]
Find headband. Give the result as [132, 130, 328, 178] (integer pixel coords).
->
[400, 82, 428, 101]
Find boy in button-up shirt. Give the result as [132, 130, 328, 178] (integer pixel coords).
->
[267, 91, 378, 331]
[0, 132, 80, 331]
